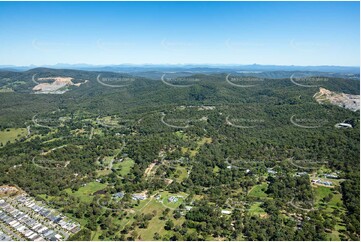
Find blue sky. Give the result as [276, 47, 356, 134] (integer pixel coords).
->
[0, 1, 359, 66]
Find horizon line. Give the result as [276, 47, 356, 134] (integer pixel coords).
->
[1, 63, 360, 68]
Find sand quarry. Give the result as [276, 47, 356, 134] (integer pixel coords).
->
[33, 77, 87, 94]
[314, 87, 360, 112]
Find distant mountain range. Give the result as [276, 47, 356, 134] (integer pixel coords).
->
[0, 64, 359, 74]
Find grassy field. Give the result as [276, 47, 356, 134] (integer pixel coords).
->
[173, 165, 188, 182]
[174, 131, 188, 140]
[0, 128, 27, 145]
[64, 182, 107, 203]
[313, 186, 347, 240]
[96, 197, 167, 240]
[181, 137, 212, 158]
[158, 191, 187, 210]
[193, 194, 204, 201]
[197, 137, 212, 146]
[248, 182, 268, 198]
[90, 229, 103, 241]
[96, 155, 112, 176]
[93, 128, 103, 136]
[314, 186, 344, 214]
[129, 197, 186, 240]
[102, 156, 113, 167]
[249, 202, 267, 217]
[98, 116, 123, 127]
[213, 165, 220, 174]
[135, 199, 166, 240]
[314, 186, 333, 204]
[97, 169, 112, 177]
[0, 88, 14, 92]
[328, 193, 343, 207]
[42, 137, 64, 144]
[114, 158, 135, 176]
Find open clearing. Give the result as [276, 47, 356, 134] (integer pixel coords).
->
[173, 165, 188, 182]
[248, 182, 268, 198]
[0, 128, 27, 145]
[181, 136, 212, 158]
[114, 158, 135, 176]
[64, 182, 107, 203]
[157, 191, 187, 210]
[128, 197, 186, 240]
[314, 87, 360, 111]
[249, 202, 267, 217]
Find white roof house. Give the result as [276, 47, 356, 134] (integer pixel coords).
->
[221, 210, 232, 215]
[335, 123, 352, 128]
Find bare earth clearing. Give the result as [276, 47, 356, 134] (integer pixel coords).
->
[314, 87, 360, 111]
[33, 77, 87, 94]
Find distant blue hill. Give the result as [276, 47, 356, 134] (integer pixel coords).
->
[0, 64, 359, 74]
